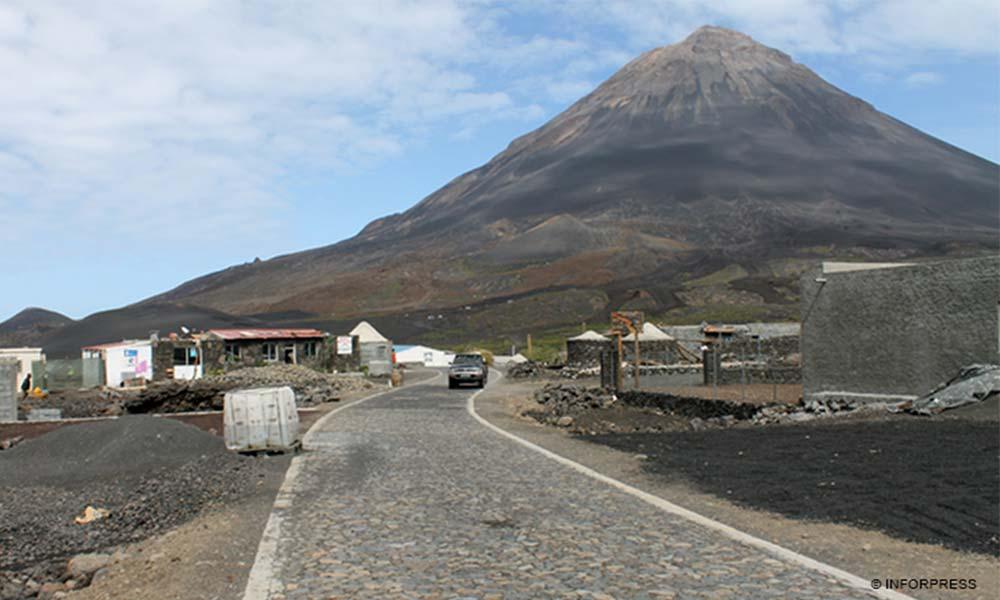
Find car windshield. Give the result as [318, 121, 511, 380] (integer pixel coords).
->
[453, 354, 483, 365]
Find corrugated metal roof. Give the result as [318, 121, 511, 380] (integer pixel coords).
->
[82, 339, 151, 351]
[206, 328, 326, 341]
[703, 325, 738, 334]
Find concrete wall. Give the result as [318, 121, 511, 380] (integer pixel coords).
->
[103, 342, 153, 387]
[0, 359, 16, 422]
[801, 255, 1000, 402]
[0, 349, 43, 389]
[360, 341, 392, 376]
[34, 358, 84, 390]
[82, 357, 105, 387]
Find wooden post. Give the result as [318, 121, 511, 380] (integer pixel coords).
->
[526, 334, 533, 358]
[615, 333, 623, 392]
[634, 335, 641, 390]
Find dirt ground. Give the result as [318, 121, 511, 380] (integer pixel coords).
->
[65, 369, 437, 600]
[479, 379, 1000, 600]
[589, 417, 998, 556]
[648, 383, 803, 404]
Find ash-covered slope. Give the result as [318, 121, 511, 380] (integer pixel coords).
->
[360, 25, 994, 245]
[0, 308, 74, 347]
[150, 26, 998, 326]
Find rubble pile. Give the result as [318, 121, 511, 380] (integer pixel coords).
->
[534, 385, 615, 413]
[751, 396, 886, 425]
[128, 365, 376, 413]
[0, 417, 266, 600]
[558, 366, 599, 379]
[19, 388, 130, 419]
[506, 360, 545, 378]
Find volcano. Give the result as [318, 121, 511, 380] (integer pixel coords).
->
[145, 26, 996, 346]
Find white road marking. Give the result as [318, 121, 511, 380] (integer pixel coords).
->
[242, 372, 443, 600]
[466, 373, 913, 600]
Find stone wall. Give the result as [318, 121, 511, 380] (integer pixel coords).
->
[703, 346, 800, 384]
[323, 335, 361, 372]
[566, 340, 609, 368]
[721, 335, 800, 362]
[153, 336, 331, 381]
[801, 255, 1000, 402]
[622, 339, 676, 364]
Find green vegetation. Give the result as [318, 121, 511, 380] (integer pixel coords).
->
[656, 303, 799, 325]
[682, 264, 749, 288]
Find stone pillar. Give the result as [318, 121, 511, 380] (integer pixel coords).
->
[702, 345, 720, 386]
[0, 358, 17, 422]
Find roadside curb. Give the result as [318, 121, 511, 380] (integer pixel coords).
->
[467, 374, 913, 600]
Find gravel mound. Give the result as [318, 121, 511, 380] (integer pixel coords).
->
[0, 416, 267, 594]
[0, 416, 225, 487]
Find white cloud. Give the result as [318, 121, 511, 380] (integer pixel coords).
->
[0, 0, 995, 285]
[904, 71, 944, 87]
[530, 0, 1000, 60]
[0, 0, 527, 262]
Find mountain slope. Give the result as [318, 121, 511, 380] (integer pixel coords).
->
[149, 26, 997, 341]
[0, 308, 75, 347]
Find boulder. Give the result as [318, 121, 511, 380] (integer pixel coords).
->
[66, 552, 112, 579]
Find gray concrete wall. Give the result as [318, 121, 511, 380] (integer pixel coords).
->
[0, 359, 17, 422]
[360, 341, 392, 376]
[801, 255, 1000, 402]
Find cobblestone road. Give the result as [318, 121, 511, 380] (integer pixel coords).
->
[253, 377, 879, 599]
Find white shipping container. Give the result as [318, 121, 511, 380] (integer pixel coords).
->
[223, 386, 300, 452]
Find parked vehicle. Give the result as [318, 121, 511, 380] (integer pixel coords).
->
[448, 353, 488, 389]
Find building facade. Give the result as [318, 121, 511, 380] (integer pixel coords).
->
[800, 256, 1000, 403]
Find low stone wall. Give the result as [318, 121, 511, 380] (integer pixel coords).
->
[622, 340, 676, 364]
[617, 390, 761, 420]
[721, 335, 800, 362]
[714, 366, 801, 385]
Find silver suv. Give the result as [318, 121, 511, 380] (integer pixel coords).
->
[448, 354, 488, 389]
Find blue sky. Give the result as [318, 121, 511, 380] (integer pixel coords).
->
[1, 1, 997, 322]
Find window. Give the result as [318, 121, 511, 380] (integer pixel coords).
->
[225, 343, 241, 361]
[303, 342, 317, 357]
[172, 346, 198, 366]
[262, 343, 278, 361]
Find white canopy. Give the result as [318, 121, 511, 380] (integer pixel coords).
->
[350, 321, 388, 343]
[623, 322, 675, 342]
[568, 330, 609, 341]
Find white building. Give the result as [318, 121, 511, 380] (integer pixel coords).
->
[395, 344, 455, 367]
[0, 347, 44, 389]
[82, 340, 153, 387]
[350, 321, 393, 376]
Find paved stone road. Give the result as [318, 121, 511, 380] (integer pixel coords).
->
[256, 377, 878, 599]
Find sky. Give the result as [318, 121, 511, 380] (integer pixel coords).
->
[1, 0, 997, 322]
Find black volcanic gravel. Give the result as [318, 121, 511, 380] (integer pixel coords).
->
[0, 416, 267, 581]
[583, 418, 1000, 556]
